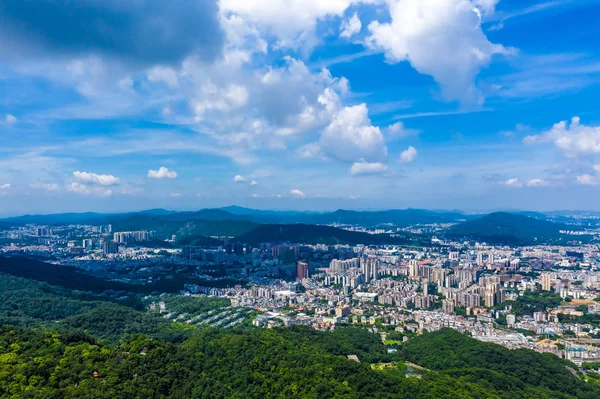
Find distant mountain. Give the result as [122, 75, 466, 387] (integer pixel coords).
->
[0, 207, 471, 228]
[1, 212, 110, 226]
[218, 207, 469, 226]
[160, 209, 253, 222]
[306, 209, 469, 227]
[445, 212, 573, 244]
[234, 223, 417, 245]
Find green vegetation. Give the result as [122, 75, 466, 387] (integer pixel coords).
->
[0, 269, 598, 398]
[1, 325, 598, 398]
[446, 212, 575, 245]
[0, 273, 223, 345]
[0, 256, 242, 294]
[498, 290, 562, 316]
[399, 328, 598, 398]
[160, 294, 230, 315]
[235, 223, 417, 245]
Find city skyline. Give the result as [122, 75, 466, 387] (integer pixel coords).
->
[2, 0, 600, 214]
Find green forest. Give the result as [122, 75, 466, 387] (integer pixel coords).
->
[1, 271, 599, 398]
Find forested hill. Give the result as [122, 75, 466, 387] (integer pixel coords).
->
[445, 212, 574, 244]
[1, 325, 598, 398]
[0, 270, 599, 398]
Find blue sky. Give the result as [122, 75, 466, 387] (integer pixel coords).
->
[1, 0, 600, 216]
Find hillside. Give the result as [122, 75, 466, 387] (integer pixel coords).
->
[446, 212, 571, 244]
[235, 223, 416, 245]
[0, 256, 241, 294]
[0, 207, 469, 228]
[0, 272, 599, 398]
[306, 209, 468, 227]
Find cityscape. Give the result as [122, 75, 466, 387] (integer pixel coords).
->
[2, 208, 600, 368]
[2, 0, 600, 397]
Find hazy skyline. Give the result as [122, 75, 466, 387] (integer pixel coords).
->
[2, 0, 600, 215]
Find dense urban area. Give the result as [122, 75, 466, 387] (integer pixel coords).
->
[2, 207, 600, 397]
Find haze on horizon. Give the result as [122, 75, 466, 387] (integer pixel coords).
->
[2, 0, 600, 215]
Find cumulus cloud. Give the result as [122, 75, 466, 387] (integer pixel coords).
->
[234, 175, 247, 183]
[73, 171, 120, 186]
[340, 13, 362, 39]
[576, 174, 597, 186]
[385, 121, 419, 140]
[526, 179, 547, 188]
[192, 83, 249, 121]
[68, 182, 112, 197]
[0, 184, 11, 190]
[320, 103, 387, 163]
[524, 117, 600, 157]
[290, 189, 305, 197]
[399, 146, 417, 163]
[503, 178, 523, 188]
[170, 192, 182, 197]
[365, 0, 511, 103]
[349, 162, 388, 176]
[250, 180, 258, 186]
[0, 0, 224, 66]
[148, 167, 177, 179]
[220, 0, 355, 49]
[5, 114, 17, 124]
[147, 66, 179, 87]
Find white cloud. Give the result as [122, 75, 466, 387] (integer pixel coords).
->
[68, 182, 112, 197]
[170, 192, 182, 197]
[399, 146, 417, 163]
[385, 121, 419, 140]
[296, 143, 321, 159]
[5, 114, 17, 124]
[290, 189, 305, 197]
[250, 180, 258, 186]
[320, 103, 387, 163]
[234, 174, 247, 183]
[0, 183, 11, 190]
[365, 0, 511, 103]
[29, 183, 59, 191]
[251, 193, 260, 198]
[340, 13, 362, 39]
[474, 0, 499, 15]
[73, 171, 120, 186]
[576, 174, 597, 186]
[524, 117, 600, 157]
[503, 178, 523, 188]
[192, 83, 249, 121]
[349, 162, 388, 176]
[148, 167, 178, 179]
[220, 0, 355, 49]
[526, 179, 547, 188]
[594, 165, 600, 173]
[147, 66, 179, 87]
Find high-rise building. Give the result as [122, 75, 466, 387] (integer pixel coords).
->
[542, 272, 552, 291]
[36, 227, 51, 237]
[409, 260, 419, 277]
[297, 261, 309, 280]
[506, 314, 516, 326]
[476, 252, 484, 266]
[102, 240, 119, 255]
[361, 257, 379, 282]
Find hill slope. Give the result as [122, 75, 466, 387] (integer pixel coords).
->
[235, 223, 417, 245]
[446, 212, 571, 244]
